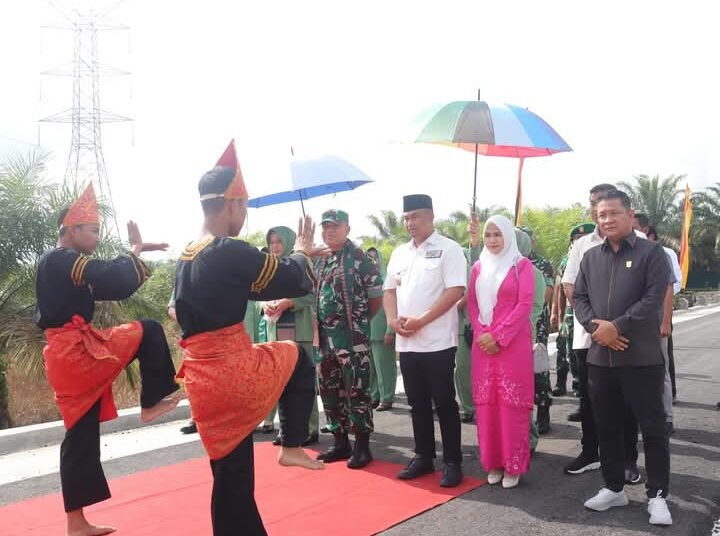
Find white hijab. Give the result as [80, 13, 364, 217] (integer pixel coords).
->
[475, 215, 523, 325]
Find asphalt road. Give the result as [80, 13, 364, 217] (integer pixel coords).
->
[2, 309, 718, 535]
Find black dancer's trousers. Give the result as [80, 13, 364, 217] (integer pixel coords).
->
[60, 320, 179, 512]
[209, 344, 315, 536]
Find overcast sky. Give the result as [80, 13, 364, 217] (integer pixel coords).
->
[1, 0, 718, 257]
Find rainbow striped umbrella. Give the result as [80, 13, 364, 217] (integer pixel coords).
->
[415, 92, 571, 223]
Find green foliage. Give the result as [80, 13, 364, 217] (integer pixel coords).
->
[364, 210, 408, 246]
[520, 204, 587, 267]
[135, 260, 176, 319]
[617, 174, 684, 236]
[0, 151, 180, 420]
[689, 182, 720, 274]
[242, 231, 267, 249]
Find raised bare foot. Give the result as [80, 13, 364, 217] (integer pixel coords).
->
[279, 447, 325, 471]
[140, 391, 184, 423]
[67, 524, 116, 536]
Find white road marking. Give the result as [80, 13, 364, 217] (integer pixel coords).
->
[0, 419, 200, 486]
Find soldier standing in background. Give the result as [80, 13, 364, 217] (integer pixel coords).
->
[551, 223, 595, 401]
[521, 227, 555, 435]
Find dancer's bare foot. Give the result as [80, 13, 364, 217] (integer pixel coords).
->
[67, 510, 116, 536]
[67, 525, 116, 536]
[279, 447, 325, 471]
[140, 390, 184, 423]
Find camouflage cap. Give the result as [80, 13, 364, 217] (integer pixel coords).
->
[321, 209, 349, 224]
[570, 222, 596, 239]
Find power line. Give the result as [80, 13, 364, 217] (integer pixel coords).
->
[39, 5, 133, 238]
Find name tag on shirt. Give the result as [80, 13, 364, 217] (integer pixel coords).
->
[626, 261, 632, 269]
[425, 250, 443, 259]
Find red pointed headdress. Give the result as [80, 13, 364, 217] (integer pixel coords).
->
[200, 139, 248, 201]
[62, 183, 99, 228]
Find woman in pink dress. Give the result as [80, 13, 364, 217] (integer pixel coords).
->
[467, 215, 535, 488]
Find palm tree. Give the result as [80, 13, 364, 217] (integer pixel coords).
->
[435, 210, 470, 244]
[364, 210, 408, 246]
[689, 182, 720, 274]
[616, 174, 684, 235]
[0, 151, 169, 428]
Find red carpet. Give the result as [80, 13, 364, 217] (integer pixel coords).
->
[0, 442, 484, 535]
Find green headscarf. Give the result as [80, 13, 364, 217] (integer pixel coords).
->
[515, 228, 532, 258]
[266, 226, 296, 258]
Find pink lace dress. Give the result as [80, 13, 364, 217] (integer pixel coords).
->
[467, 257, 535, 475]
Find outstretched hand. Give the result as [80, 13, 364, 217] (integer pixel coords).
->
[127, 221, 169, 255]
[294, 215, 331, 257]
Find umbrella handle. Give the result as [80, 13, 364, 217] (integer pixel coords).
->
[472, 143, 479, 212]
[514, 158, 525, 226]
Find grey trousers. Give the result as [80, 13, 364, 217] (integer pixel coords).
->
[660, 337, 673, 422]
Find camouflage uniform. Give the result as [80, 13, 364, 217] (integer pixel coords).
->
[556, 223, 596, 393]
[555, 255, 578, 392]
[529, 249, 554, 408]
[316, 235, 383, 435]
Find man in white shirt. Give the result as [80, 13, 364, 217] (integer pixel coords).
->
[384, 194, 467, 488]
[562, 184, 641, 480]
[637, 221, 681, 431]
[636, 217, 682, 404]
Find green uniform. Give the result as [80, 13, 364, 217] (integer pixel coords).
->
[554, 255, 578, 390]
[555, 223, 595, 393]
[262, 226, 320, 435]
[455, 244, 481, 417]
[517, 229, 549, 449]
[367, 248, 397, 405]
[529, 250, 554, 408]
[316, 238, 383, 435]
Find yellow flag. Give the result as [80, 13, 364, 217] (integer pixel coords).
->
[678, 184, 692, 289]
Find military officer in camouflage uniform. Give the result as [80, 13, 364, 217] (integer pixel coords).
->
[552, 223, 595, 401]
[315, 209, 384, 470]
[455, 213, 482, 424]
[521, 227, 555, 435]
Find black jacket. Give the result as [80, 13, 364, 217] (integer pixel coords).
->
[574, 233, 671, 367]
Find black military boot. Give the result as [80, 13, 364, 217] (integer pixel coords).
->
[347, 432, 373, 469]
[316, 432, 352, 462]
[180, 420, 197, 434]
[537, 404, 551, 435]
[552, 371, 568, 396]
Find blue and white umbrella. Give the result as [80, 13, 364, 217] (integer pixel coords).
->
[247, 154, 374, 215]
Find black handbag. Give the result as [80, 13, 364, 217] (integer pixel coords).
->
[463, 322, 474, 346]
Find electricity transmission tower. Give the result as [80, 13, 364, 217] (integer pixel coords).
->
[39, 1, 131, 236]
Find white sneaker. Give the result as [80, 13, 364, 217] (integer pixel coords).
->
[502, 473, 520, 488]
[487, 470, 503, 485]
[584, 488, 629, 511]
[648, 494, 672, 526]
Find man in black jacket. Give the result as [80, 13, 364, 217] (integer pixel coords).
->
[574, 190, 673, 526]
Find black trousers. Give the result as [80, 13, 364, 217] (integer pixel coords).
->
[60, 319, 179, 512]
[588, 364, 670, 498]
[278, 345, 316, 447]
[575, 349, 638, 463]
[209, 345, 315, 536]
[399, 348, 462, 464]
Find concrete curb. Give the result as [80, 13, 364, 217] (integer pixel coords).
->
[0, 402, 191, 457]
